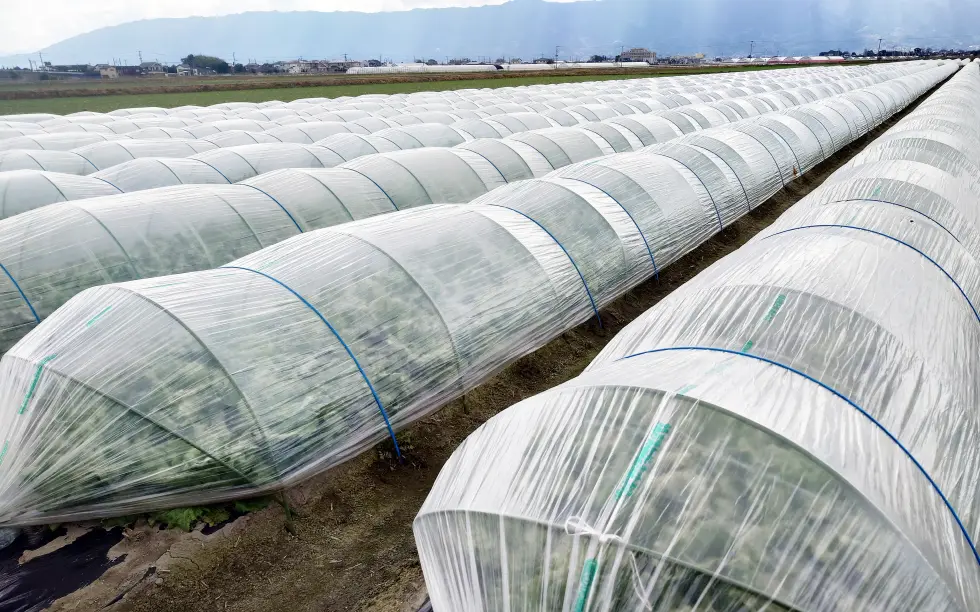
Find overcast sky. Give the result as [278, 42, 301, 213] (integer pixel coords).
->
[1, 0, 587, 55]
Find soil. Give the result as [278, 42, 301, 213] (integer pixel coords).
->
[13, 74, 947, 612]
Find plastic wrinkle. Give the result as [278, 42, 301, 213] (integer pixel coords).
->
[187, 158, 233, 184]
[483, 203, 603, 327]
[561, 177, 659, 279]
[650, 151, 725, 230]
[618, 344, 980, 569]
[219, 265, 402, 459]
[820, 197, 961, 243]
[240, 183, 304, 233]
[762, 224, 980, 323]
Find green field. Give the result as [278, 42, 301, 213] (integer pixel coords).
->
[0, 66, 800, 115]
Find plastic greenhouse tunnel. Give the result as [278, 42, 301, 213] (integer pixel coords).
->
[0, 61, 954, 529]
[0, 63, 950, 353]
[413, 64, 980, 611]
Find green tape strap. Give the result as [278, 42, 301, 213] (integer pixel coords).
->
[19, 354, 57, 415]
[675, 383, 697, 396]
[85, 306, 112, 327]
[0, 440, 8, 467]
[616, 423, 672, 499]
[740, 293, 788, 353]
[573, 558, 598, 612]
[763, 294, 786, 322]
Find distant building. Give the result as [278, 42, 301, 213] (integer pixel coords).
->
[325, 60, 363, 72]
[663, 54, 704, 65]
[621, 47, 657, 63]
[176, 64, 198, 76]
[140, 61, 165, 75]
[367, 59, 383, 67]
[280, 60, 313, 74]
[96, 65, 118, 79]
[533, 57, 553, 64]
[277, 59, 363, 74]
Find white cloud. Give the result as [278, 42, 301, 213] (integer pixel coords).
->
[0, 0, 543, 55]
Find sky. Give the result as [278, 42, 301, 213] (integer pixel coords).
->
[0, 0, 583, 55]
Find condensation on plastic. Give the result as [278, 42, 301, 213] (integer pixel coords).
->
[0, 64, 947, 353]
[413, 64, 980, 611]
[0, 62, 953, 528]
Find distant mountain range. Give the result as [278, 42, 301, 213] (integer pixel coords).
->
[2, 0, 978, 68]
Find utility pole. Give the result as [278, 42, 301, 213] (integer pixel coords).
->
[232, 52, 236, 65]
[37, 52, 44, 70]
[554, 45, 560, 68]
[749, 40, 754, 58]
[877, 38, 883, 60]
[138, 50, 143, 64]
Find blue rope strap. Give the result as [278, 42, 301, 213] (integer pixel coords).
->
[652, 151, 724, 231]
[561, 177, 659, 280]
[221, 265, 402, 458]
[240, 184, 304, 234]
[820, 198, 960, 243]
[763, 224, 980, 323]
[192, 158, 234, 184]
[341, 167, 400, 211]
[483, 204, 602, 327]
[619, 345, 980, 568]
[0, 262, 39, 323]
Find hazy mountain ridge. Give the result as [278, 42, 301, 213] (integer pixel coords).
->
[2, 0, 977, 67]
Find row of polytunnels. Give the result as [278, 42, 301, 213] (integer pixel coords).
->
[415, 63, 980, 611]
[0, 60, 971, 611]
[0, 62, 952, 353]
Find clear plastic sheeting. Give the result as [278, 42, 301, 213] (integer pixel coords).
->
[71, 139, 219, 171]
[0, 151, 97, 175]
[91, 158, 233, 192]
[0, 128, 43, 140]
[264, 121, 370, 143]
[414, 65, 980, 611]
[0, 184, 299, 351]
[186, 143, 348, 183]
[199, 130, 285, 147]
[0, 133, 132, 152]
[0, 66, 944, 348]
[0, 171, 121, 219]
[0, 63, 951, 527]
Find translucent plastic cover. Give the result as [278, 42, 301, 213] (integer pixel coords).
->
[415, 63, 979, 611]
[0, 62, 952, 530]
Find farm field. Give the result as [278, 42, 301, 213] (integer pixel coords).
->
[44, 77, 948, 611]
[0, 64, 830, 114]
[0, 58, 973, 612]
